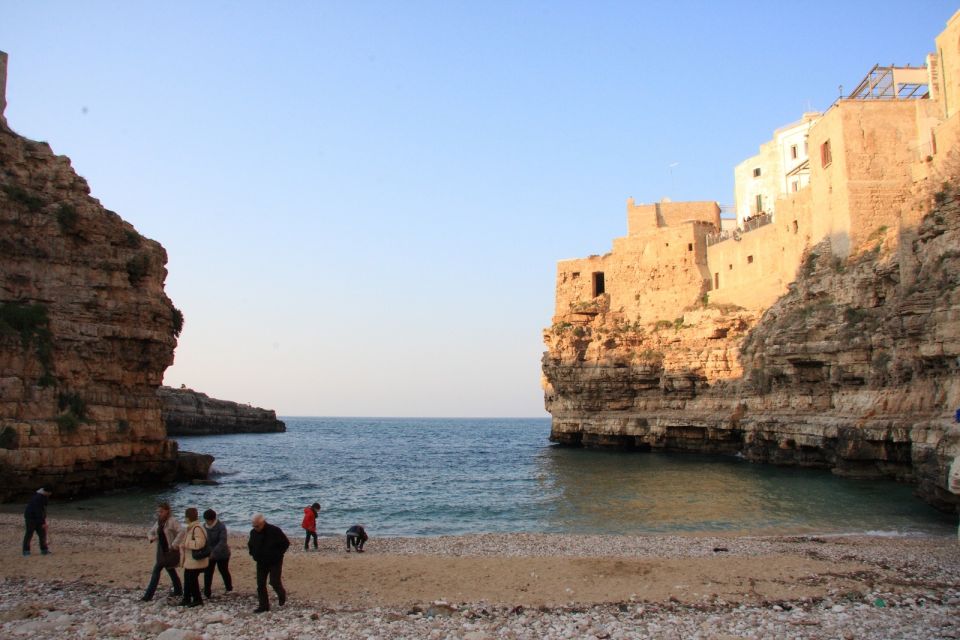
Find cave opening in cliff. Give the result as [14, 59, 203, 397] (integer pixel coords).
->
[592, 272, 605, 296]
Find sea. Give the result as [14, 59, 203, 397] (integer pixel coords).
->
[33, 417, 957, 538]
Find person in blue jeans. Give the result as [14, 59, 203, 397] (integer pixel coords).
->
[142, 502, 183, 601]
[23, 488, 52, 556]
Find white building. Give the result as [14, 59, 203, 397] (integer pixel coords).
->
[733, 112, 820, 227]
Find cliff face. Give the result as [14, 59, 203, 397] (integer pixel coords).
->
[0, 91, 188, 499]
[543, 195, 960, 510]
[159, 386, 286, 436]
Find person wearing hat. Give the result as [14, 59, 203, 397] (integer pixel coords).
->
[22, 488, 52, 556]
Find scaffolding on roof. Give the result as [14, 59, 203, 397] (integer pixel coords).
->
[847, 64, 929, 100]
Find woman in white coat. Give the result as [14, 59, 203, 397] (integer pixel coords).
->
[179, 507, 210, 607]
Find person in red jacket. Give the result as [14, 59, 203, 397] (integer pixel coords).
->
[301, 502, 320, 551]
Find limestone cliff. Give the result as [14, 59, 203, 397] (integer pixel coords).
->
[543, 194, 960, 510]
[0, 60, 202, 500]
[159, 386, 286, 435]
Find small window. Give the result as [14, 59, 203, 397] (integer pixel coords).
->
[932, 131, 938, 155]
[753, 167, 761, 177]
[792, 220, 798, 234]
[791, 180, 799, 192]
[665, 242, 669, 247]
[592, 272, 605, 296]
[755, 194, 763, 214]
[728, 264, 733, 271]
[747, 255, 754, 264]
[571, 272, 580, 279]
[821, 140, 832, 167]
[714, 273, 719, 289]
[790, 144, 798, 160]
[687, 243, 693, 251]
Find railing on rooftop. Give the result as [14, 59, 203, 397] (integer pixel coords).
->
[706, 213, 773, 246]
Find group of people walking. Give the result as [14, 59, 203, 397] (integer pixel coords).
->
[144, 503, 289, 613]
[22, 489, 368, 615]
[143, 503, 235, 607]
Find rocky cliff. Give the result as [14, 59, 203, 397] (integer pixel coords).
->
[543, 193, 960, 511]
[0, 59, 207, 500]
[159, 386, 286, 435]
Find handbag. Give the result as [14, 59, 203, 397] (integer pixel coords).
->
[160, 548, 180, 568]
[191, 527, 211, 561]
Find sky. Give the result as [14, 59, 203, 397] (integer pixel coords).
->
[1, 2, 955, 417]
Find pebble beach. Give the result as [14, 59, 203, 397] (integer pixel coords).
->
[3, 514, 960, 639]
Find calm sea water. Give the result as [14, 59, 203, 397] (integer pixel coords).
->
[37, 418, 956, 538]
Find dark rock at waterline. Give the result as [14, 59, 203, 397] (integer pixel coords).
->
[176, 451, 214, 482]
[160, 386, 285, 436]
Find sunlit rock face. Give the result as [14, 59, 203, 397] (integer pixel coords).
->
[543, 195, 960, 510]
[0, 62, 186, 500]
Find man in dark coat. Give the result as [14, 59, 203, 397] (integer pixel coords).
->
[248, 513, 289, 613]
[23, 488, 52, 556]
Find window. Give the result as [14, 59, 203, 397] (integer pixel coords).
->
[747, 255, 754, 264]
[790, 144, 798, 160]
[792, 220, 798, 234]
[728, 264, 733, 270]
[755, 194, 763, 214]
[791, 180, 799, 192]
[932, 131, 938, 155]
[714, 273, 719, 289]
[687, 243, 693, 251]
[753, 167, 761, 177]
[821, 140, 832, 167]
[592, 272, 605, 296]
[571, 272, 580, 279]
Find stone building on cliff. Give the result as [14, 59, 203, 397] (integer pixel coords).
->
[544, 12, 960, 511]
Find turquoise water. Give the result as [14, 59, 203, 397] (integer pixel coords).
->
[39, 418, 956, 537]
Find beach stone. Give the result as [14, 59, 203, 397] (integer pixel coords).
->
[141, 620, 170, 634]
[156, 629, 203, 640]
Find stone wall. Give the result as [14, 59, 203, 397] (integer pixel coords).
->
[0, 78, 194, 500]
[626, 199, 719, 235]
[159, 386, 286, 436]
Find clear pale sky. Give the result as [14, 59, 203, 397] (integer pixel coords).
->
[1, 2, 954, 417]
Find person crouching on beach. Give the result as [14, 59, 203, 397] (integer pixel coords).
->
[179, 507, 210, 607]
[301, 502, 320, 551]
[142, 501, 183, 601]
[202, 509, 232, 597]
[346, 524, 368, 552]
[248, 513, 290, 613]
[23, 487, 52, 557]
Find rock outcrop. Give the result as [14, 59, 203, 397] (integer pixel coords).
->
[543, 195, 960, 511]
[159, 386, 286, 436]
[0, 54, 208, 500]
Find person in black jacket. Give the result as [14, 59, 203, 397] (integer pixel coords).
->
[247, 513, 289, 613]
[23, 488, 52, 556]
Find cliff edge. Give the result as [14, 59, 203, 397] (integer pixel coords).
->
[542, 15, 960, 511]
[543, 191, 960, 510]
[0, 53, 206, 500]
[159, 386, 286, 436]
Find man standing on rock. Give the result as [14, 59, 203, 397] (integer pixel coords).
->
[22, 487, 52, 556]
[248, 513, 289, 613]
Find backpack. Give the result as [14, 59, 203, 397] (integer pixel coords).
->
[191, 526, 211, 561]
